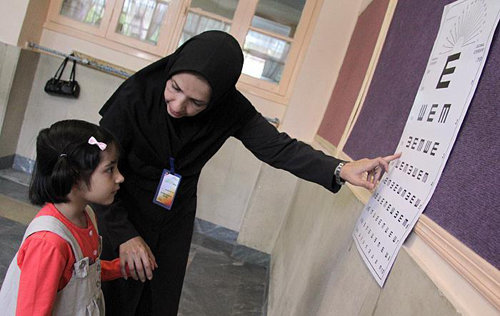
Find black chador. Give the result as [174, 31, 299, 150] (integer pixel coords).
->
[95, 31, 342, 315]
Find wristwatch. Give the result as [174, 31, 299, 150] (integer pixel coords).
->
[334, 161, 346, 185]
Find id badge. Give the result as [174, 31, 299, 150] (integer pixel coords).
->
[153, 169, 181, 210]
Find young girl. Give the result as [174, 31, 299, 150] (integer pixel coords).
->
[0, 119, 128, 315]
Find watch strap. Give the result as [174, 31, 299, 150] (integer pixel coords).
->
[334, 161, 346, 185]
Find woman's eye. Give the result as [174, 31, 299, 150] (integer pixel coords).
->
[106, 167, 114, 173]
[172, 83, 181, 91]
[192, 101, 205, 107]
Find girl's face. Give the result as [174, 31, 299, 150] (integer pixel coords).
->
[80, 143, 124, 206]
[164, 72, 211, 118]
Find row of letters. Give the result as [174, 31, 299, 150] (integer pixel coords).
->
[355, 219, 391, 276]
[372, 193, 411, 229]
[416, 103, 451, 123]
[381, 178, 422, 209]
[405, 135, 440, 156]
[394, 160, 429, 184]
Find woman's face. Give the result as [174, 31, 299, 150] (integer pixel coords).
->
[164, 72, 211, 118]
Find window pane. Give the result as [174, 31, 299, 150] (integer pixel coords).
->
[115, 0, 170, 45]
[178, 13, 231, 47]
[252, 0, 306, 37]
[178, 0, 238, 47]
[60, 0, 107, 26]
[190, 0, 238, 20]
[242, 30, 290, 83]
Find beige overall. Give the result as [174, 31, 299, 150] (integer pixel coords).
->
[0, 214, 105, 315]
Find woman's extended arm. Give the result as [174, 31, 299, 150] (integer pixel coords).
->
[235, 113, 400, 192]
[235, 113, 343, 192]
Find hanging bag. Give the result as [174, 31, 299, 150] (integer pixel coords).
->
[44, 55, 80, 98]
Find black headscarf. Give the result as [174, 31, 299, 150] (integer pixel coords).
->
[99, 31, 257, 188]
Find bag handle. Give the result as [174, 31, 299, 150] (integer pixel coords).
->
[53, 57, 69, 80]
[69, 58, 77, 83]
[53, 54, 77, 82]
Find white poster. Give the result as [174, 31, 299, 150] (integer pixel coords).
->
[353, 0, 500, 287]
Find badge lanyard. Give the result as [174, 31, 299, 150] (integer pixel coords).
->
[153, 157, 182, 210]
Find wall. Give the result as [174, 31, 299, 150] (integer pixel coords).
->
[40, 29, 152, 74]
[0, 44, 21, 137]
[0, 0, 30, 46]
[280, 0, 363, 141]
[0, 49, 38, 166]
[17, 0, 50, 47]
[266, 0, 498, 313]
[340, 1, 500, 305]
[317, 0, 389, 147]
[197, 138, 263, 231]
[14, 53, 124, 163]
[236, 163, 299, 253]
[267, 177, 497, 315]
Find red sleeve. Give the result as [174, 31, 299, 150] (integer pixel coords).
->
[100, 258, 125, 281]
[16, 232, 73, 316]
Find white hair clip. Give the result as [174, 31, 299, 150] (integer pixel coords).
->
[88, 136, 107, 151]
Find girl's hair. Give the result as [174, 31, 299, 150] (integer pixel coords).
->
[29, 119, 117, 205]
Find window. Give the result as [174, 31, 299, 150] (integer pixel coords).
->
[47, 0, 116, 36]
[242, 0, 305, 84]
[104, 0, 182, 54]
[114, 0, 169, 44]
[45, 0, 319, 102]
[178, 0, 238, 46]
[59, 0, 107, 26]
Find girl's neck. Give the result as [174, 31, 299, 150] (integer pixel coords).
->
[53, 200, 88, 228]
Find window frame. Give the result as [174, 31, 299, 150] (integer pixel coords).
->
[46, 0, 117, 37]
[104, 0, 183, 55]
[236, 0, 318, 103]
[44, 0, 321, 104]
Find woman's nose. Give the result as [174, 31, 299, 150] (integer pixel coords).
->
[170, 96, 187, 111]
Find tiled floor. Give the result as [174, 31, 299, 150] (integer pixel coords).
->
[0, 168, 268, 315]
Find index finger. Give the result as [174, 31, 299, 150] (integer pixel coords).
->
[383, 152, 402, 163]
[373, 156, 390, 173]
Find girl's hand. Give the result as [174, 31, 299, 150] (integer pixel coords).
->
[340, 153, 402, 191]
[119, 236, 158, 282]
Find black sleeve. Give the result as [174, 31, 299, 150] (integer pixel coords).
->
[97, 94, 139, 251]
[234, 113, 343, 193]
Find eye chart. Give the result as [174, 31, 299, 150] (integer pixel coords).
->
[353, 0, 500, 287]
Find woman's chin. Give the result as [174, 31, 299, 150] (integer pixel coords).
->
[167, 107, 184, 118]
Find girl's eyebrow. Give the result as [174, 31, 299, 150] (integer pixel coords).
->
[104, 160, 118, 167]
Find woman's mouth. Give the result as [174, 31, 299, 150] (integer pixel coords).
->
[167, 104, 184, 118]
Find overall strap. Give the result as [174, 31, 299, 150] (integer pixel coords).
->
[23, 216, 84, 261]
[85, 205, 98, 234]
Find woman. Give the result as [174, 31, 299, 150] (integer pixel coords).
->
[96, 30, 400, 315]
